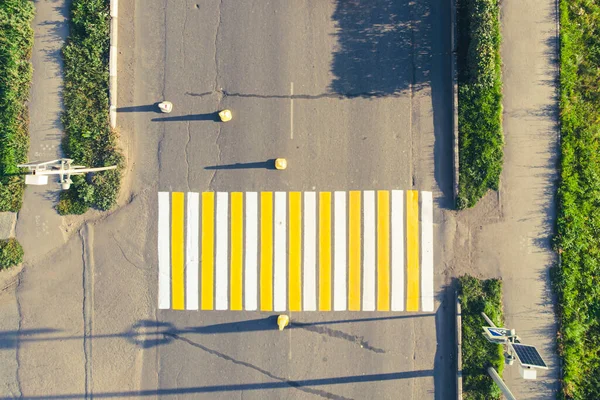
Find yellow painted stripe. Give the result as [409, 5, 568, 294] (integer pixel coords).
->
[201, 192, 215, 310]
[171, 192, 185, 310]
[377, 191, 390, 311]
[319, 192, 332, 311]
[289, 192, 302, 311]
[349, 191, 361, 311]
[406, 190, 420, 311]
[260, 192, 273, 311]
[230, 192, 243, 310]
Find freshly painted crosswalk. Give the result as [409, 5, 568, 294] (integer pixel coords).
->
[158, 190, 434, 312]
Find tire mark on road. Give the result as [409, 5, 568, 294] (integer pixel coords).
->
[292, 322, 386, 354]
[164, 332, 352, 400]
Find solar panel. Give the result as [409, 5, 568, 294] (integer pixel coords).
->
[511, 343, 548, 369]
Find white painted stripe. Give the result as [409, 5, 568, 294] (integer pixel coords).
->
[391, 190, 405, 311]
[245, 192, 258, 311]
[303, 192, 317, 311]
[158, 192, 171, 309]
[186, 193, 200, 310]
[273, 192, 287, 312]
[421, 191, 434, 312]
[334, 191, 347, 311]
[363, 191, 376, 311]
[215, 192, 229, 310]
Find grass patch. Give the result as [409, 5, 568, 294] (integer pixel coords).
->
[456, 0, 503, 209]
[0, 238, 24, 270]
[61, 0, 123, 214]
[459, 275, 504, 400]
[554, 2, 600, 398]
[0, 0, 34, 212]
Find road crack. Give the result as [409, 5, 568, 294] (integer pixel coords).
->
[185, 90, 405, 100]
[81, 224, 95, 399]
[185, 120, 191, 191]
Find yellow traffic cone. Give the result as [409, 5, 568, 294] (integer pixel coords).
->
[218, 109, 232, 122]
[275, 158, 287, 170]
[277, 315, 289, 331]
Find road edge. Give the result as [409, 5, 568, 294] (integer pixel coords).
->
[456, 291, 463, 400]
[109, 0, 118, 128]
[450, 0, 459, 207]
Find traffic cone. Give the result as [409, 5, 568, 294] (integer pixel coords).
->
[277, 315, 289, 331]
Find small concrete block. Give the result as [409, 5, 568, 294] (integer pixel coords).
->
[218, 109, 232, 122]
[275, 158, 287, 170]
[0, 212, 17, 240]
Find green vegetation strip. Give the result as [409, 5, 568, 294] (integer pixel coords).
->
[0, 238, 24, 270]
[554, 2, 600, 398]
[60, 0, 123, 214]
[459, 275, 504, 400]
[456, 0, 503, 209]
[0, 0, 34, 212]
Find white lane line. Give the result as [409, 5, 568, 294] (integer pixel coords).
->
[303, 192, 317, 311]
[391, 190, 405, 311]
[290, 82, 294, 139]
[274, 192, 287, 311]
[158, 192, 171, 309]
[334, 191, 347, 311]
[186, 192, 200, 310]
[363, 190, 376, 311]
[215, 192, 229, 310]
[245, 192, 258, 311]
[421, 191, 434, 312]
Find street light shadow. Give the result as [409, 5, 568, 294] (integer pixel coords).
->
[204, 160, 277, 170]
[152, 112, 220, 122]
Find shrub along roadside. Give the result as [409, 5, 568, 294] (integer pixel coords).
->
[456, 0, 503, 209]
[0, 238, 24, 270]
[459, 275, 505, 400]
[59, 0, 123, 214]
[0, 0, 35, 212]
[553, 2, 600, 399]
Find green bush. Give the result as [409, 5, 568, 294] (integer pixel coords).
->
[554, 2, 600, 398]
[61, 0, 123, 213]
[0, 238, 24, 270]
[56, 175, 91, 215]
[456, 0, 503, 209]
[0, 0, 35, 212]
[459, 275, 504, 400]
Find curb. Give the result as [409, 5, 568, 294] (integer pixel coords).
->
[450, 0, 459, 207]
[456, 292, 463, 400]
[109, 0, 118, 129]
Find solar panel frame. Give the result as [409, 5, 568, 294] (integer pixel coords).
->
[511, 343, 548, 369]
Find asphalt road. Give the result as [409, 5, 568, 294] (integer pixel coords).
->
[1, 0, 456, 399]
[124, 1, 454, 399]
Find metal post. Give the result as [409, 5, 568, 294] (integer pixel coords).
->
[481, 312, 497, 328]
[487, 367, 517, 400]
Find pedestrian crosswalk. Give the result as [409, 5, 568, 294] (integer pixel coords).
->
[158, 190, 434, 312]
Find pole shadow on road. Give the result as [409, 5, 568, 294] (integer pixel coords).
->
[151, 112, 220, 122]
[116, 103, 163, 113]
[0, 313, 435, 350]
[204, 160, 277, 170]
[0, 370, 434, 399]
